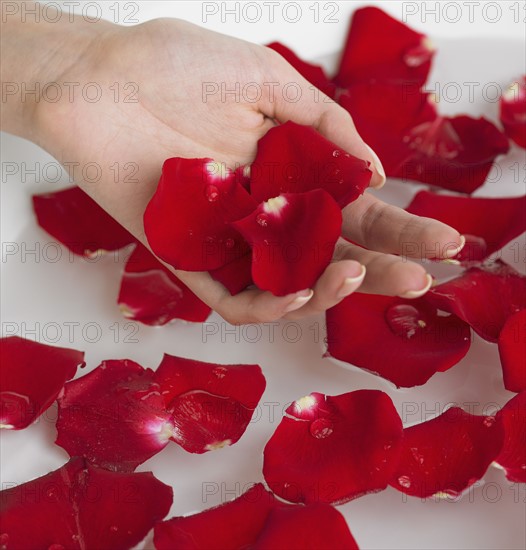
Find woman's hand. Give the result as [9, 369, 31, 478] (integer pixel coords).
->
[1, 8, 464, 324]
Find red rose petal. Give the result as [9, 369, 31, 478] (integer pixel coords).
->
[336, 6, 435, 87]
[407, 191, 526, 262]
[500, 76, 526, 148]
[32, 186, 135, 257]
[339, 84, 437, 176]
[498, 310, 526, 393]
[427, 260, 526, 342]
[154, 483, 358, 550]
[154, 484, 281, 549]
[144, 158, 257, 271]
[389, 407, 504, 498]
[153, 354, 266, 453]
[154, 487, 270, 548]
[340, 84, 509, 193]
[250, 121, 372, 208]
[396, 115, 510, 193]
[267, 42, 337, 99]
[263, 390, 403, 504]
[0, 337, 84, 430]
[209, 251, 254, 295]
[232, 190, 342, 296]
[117, 243, 211, 325]
[0, 457, 172, 549]
[495, 392, 526, 482]
[252, 503, 359, 550]
[325, 294, 471, 388]
[56, 359, 173, 472]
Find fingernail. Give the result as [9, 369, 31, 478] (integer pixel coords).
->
[443, 235, 466, 259]
[337, 265, 366, 299]
[284, 289, 314, 313]
[399, 273, 433, 299]
[365, 144, 386, 189]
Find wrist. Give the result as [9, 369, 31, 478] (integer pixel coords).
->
[0, 3, 112, 146]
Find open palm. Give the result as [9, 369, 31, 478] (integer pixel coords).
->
[34, 17, 463, 324]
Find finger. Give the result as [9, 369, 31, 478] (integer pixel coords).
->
[342, 193, 465, 259]
[284, 260, 366, 320]
[333, 238, 433, 298]
[172, 269, 314, 325]
[259, 47, 386, 189]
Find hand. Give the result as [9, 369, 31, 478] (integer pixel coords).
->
[2, 9, 463, 325]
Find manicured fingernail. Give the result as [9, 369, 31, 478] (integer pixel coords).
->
[284, 289, 314, 313]
[337, 265, 366, 299]
[399, 273, 433, 299]
[365, 144, 386, 189]
[443, 235, 466, 259]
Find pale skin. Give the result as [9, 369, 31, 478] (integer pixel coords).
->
[1, 5, 464, 325]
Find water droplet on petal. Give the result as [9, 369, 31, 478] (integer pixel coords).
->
[256, 213, 269, 227]
[225, 238, 235, 249]
[110, 525, 119, 533]
[205, 184, 220, 202]
[333, 149, 341, 157]
[483, 416, 496, 428]
[411, 447, 425, 465]
[212, 366, 228, 379]
[385, 304, 428, 339]
[398, 475, 412, 489]
[310, 418, 333, 439]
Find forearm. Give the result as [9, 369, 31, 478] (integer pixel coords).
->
[0, 2, 109, 144]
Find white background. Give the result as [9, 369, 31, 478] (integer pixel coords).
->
[1, 1, 526, 549]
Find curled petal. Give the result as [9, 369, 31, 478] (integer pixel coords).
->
[498, 310, 526, 393]
[154, 483, 358, 549]
[118, 243, 211, 326]
[263, 390, 403, 504]
[267, 42, 337, 99]
[0, 457, 172, 549]
[406, 191, 526, 263]
[325, 294, 471, 388]
[144, 158, 256, 271]
[396, 115, 510, 193]
[153, 354, 266, 453]
[500, 76, 526, 148]
[340, 86, 509, 193]
[389, 407, 504, 498]
[232, 190, 342, 296]
[32, 186, 135, 257]
[495, 392, 526, 483]
[427, 260, 526, 342]
[0, 336, 84, 430]
[337, 6, 435, 87]
[250, 121, 372, 208]
[56, 360, 172, 472]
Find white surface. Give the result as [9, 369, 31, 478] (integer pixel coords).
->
[1, 2, 526, 549]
